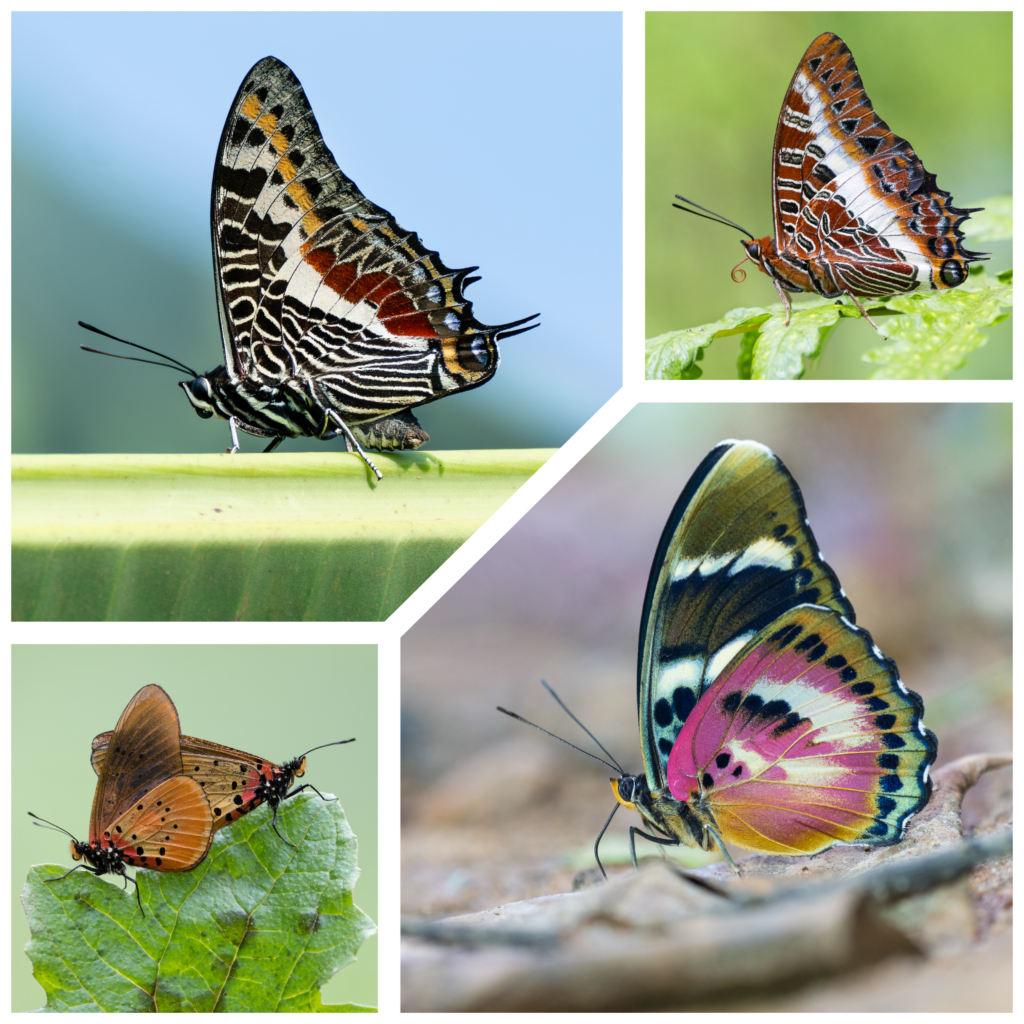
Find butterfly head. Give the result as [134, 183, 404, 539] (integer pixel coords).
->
[180, 373, 219, 419]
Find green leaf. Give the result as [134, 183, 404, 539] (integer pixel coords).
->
[961, 195, 1012, 242]
[646, 264, 1012, 380]
[12, 450, 551, 621]
[780, 276, 1013, 379]
[22, 793, 376, 1012]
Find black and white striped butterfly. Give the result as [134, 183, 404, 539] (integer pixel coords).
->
[81, 56, 538, 479]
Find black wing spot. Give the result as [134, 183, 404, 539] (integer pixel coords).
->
[672, 687, 697, 722]
[851, 681, 874, 695]
[880, 733, 906, 750]
[874, 714, 897, 730]
[654, 698, 673, 727]
[715, 752, 731, 769]
[722, 690, 743, 714]
[731, 764, 744, 778]
[878, 774, 903, 793]
[877, 753, 900, 769]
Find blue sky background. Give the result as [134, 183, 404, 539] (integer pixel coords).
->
[13, 12, 622, 453]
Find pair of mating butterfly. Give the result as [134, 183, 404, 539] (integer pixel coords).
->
[504, 440, 937, 873]
[31, 684, 352, 915]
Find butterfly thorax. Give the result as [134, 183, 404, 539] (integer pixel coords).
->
[181, 370, 327, 441]
[181, 364, 439, 451]
[612, 774, 715, 853]
[72, 838, 129, 878]
[742, 236, 806, 295]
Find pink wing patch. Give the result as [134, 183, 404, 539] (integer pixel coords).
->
[667, 604, 935, 855]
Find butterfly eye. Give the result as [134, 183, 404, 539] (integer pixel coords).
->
[189, 378, 213, 402]
[182, 377, 215, 417]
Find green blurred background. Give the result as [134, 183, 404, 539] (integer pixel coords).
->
[12, 646, 377, 1010]
[647, 11, 1012, 378]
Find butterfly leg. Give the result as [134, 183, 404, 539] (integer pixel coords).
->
[842, 292, 885, 333]
[593, 798, 622, 880]
[269, 783, 336, 846]
[43, 863, 146, 917]
[770, 277, 794, 326]
[629, 826, 680, 870]
[770, 277, 885, 335]
[324, 410, 383, 481]
[703, 824, 739, 874]
[227, 416, 241, 455]
[226, 417, 288, 454]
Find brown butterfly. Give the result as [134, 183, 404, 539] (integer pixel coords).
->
[30, 685, 214, 916]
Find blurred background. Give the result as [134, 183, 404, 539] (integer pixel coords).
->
[402, 404, 1011, 915]
[13, 645, 378, 1010]
[13, 12, 622, 454]
[646, 11, 1012, 378]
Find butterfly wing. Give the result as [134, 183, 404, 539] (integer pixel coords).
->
[90, 685, 186, 846]
[93, 731, 276, 831]
[637, 440, 854, 794]
[212, 56, 534, 428]
[771, 32, 985, 297]
[667, 604, 937, 854]
[100, 775, 214, 872]
[176, 736, 280, 829]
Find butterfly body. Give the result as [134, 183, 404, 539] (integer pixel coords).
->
[92, 733, 352, 841]
[612, 773, 717, 855]
[620, 440, 937, 868]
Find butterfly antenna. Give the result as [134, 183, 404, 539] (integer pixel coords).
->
[28, 815, 77, 839]
[299, 741, 358, 757]
[493, 708, 614, 770]
[673, 195, 756, 242]
[78, 321, 200, 377]
[532, 684, 626, 770]
[496, 707, 622, 774]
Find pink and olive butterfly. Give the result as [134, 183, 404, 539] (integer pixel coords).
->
[603, 439, 937, 871]
[80, 56, 538, 479]
[90, 732, 353, 847]
[30, 685, 214, 914]
[675, 33, 987, 328]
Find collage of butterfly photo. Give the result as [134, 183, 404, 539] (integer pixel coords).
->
[7, 6, 1012, 1016]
